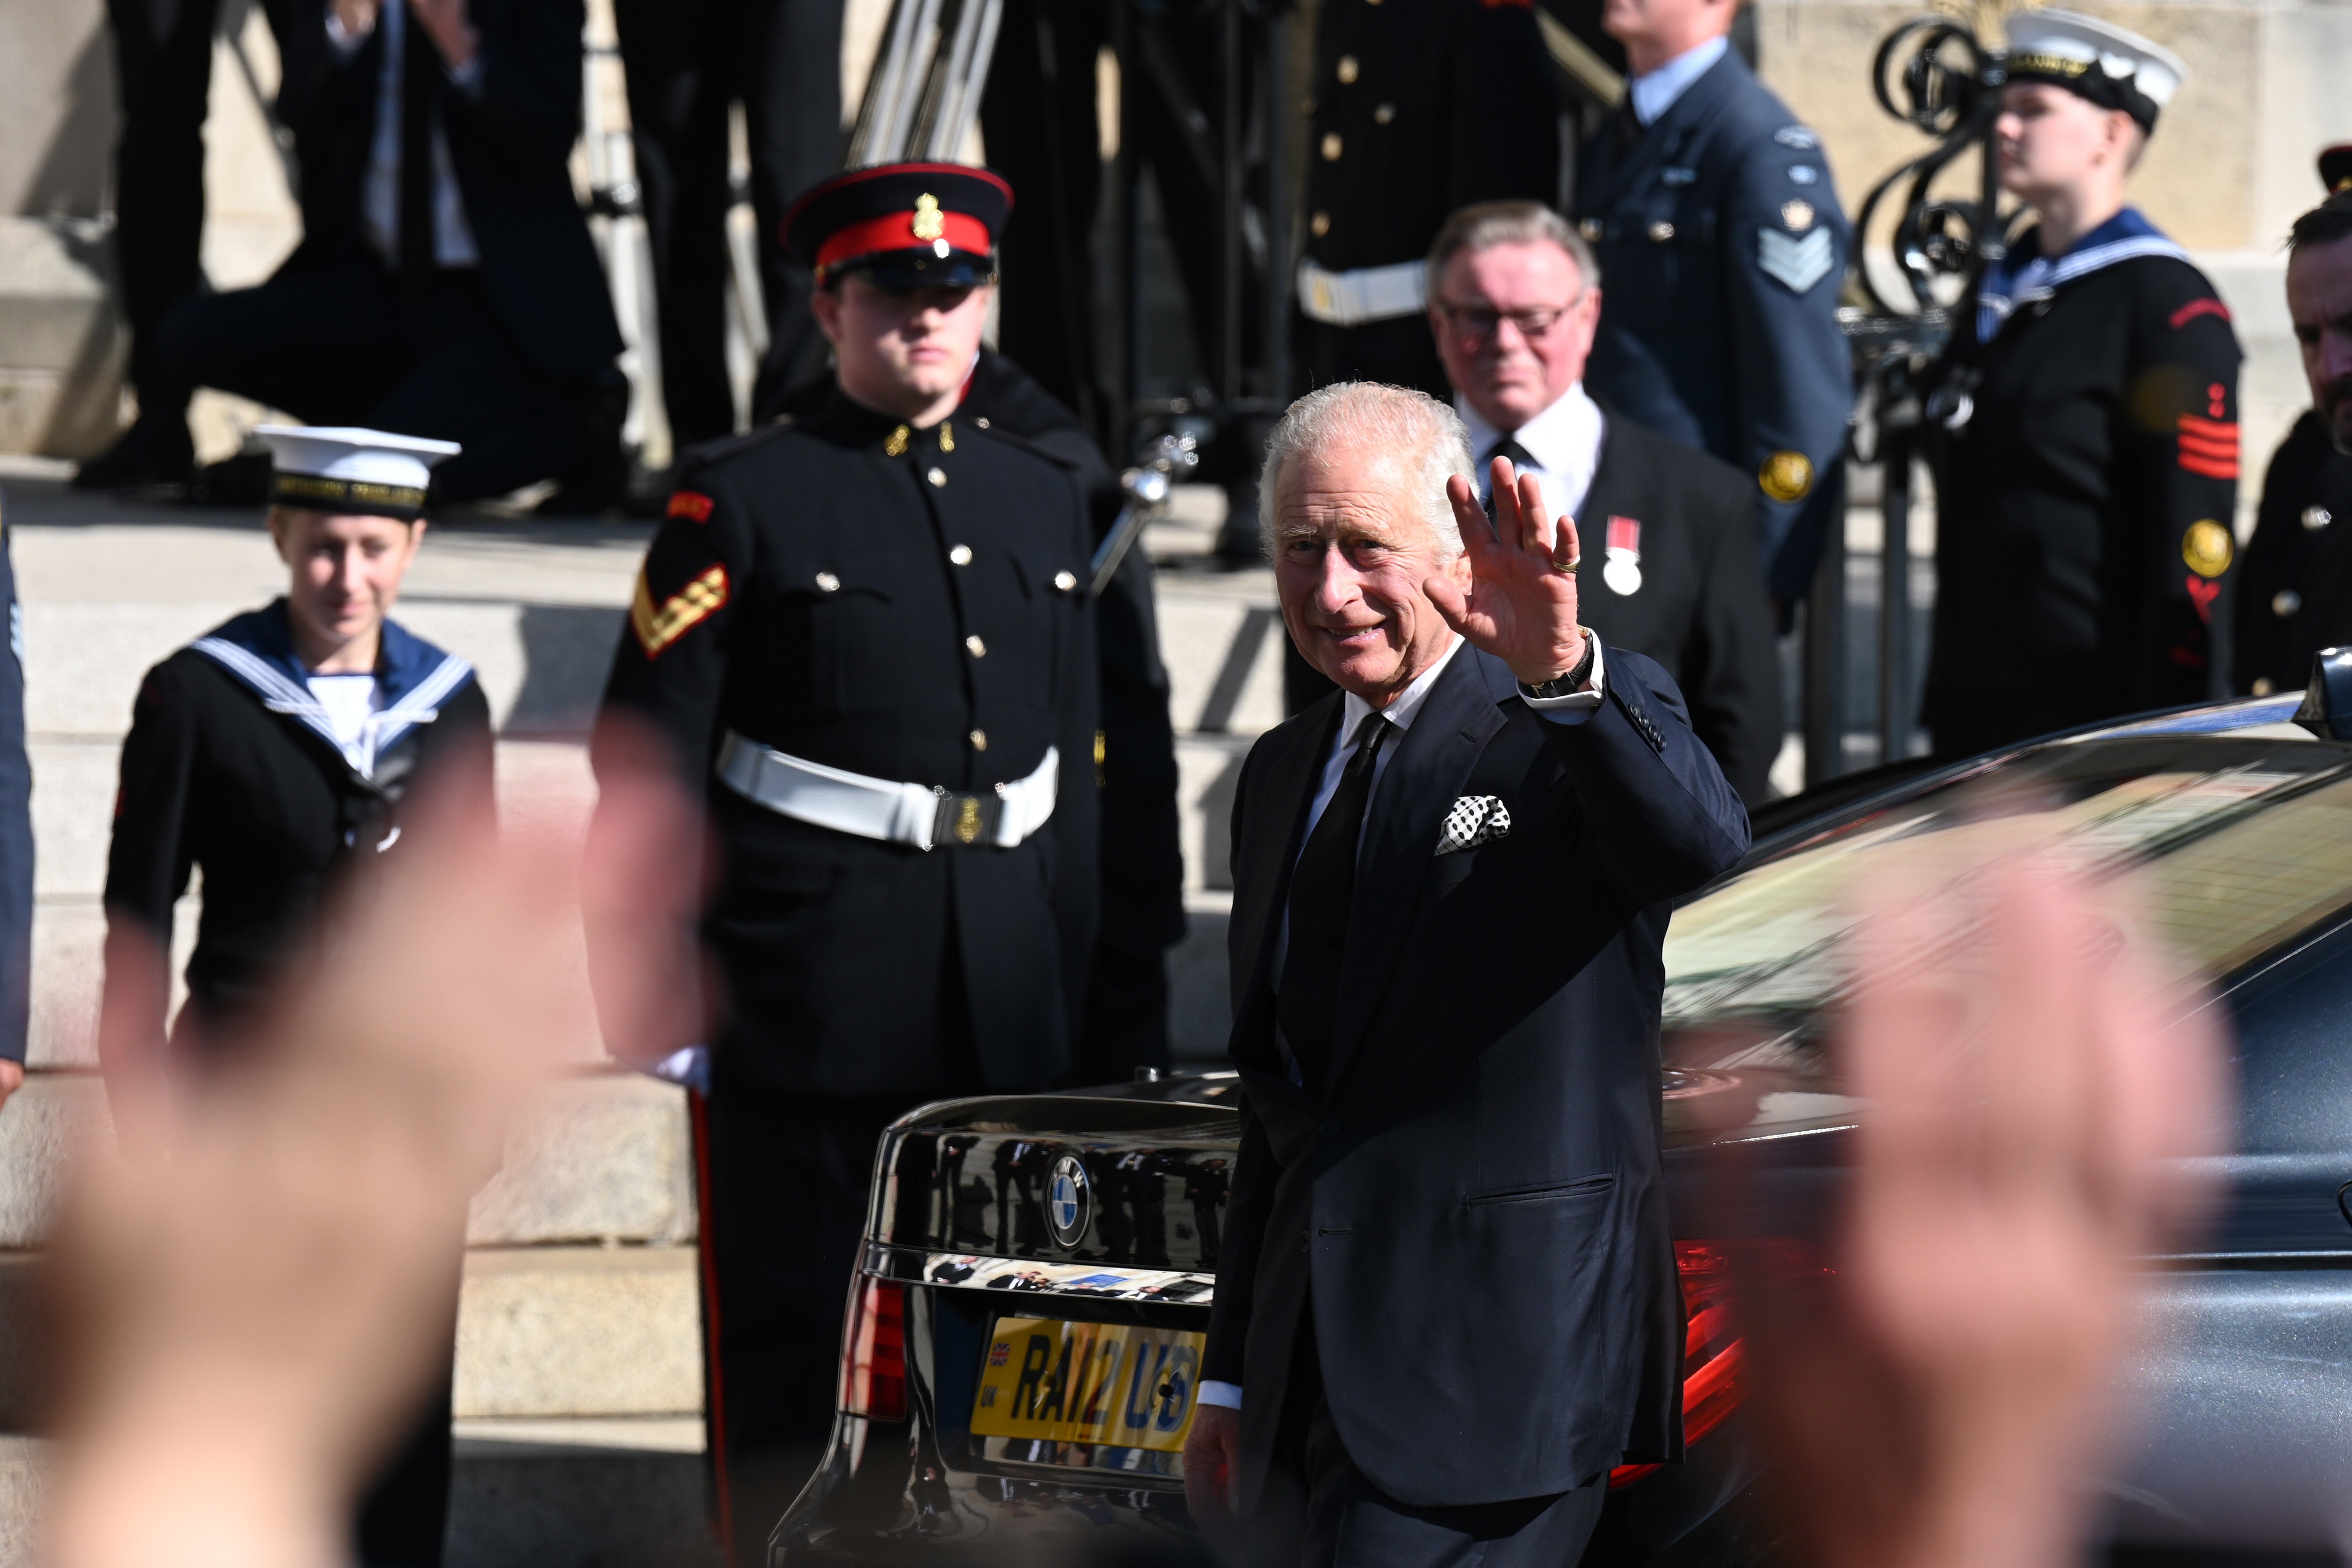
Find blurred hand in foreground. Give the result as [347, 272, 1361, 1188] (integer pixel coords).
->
[45, 759, 695, 1568]
[1744, 855, 2229, 1568]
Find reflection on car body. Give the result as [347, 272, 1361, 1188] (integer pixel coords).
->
[774, 687, 2352, 1564]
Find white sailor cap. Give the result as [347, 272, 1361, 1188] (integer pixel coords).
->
[254, 425, 461, 520]
[2004, 10, 2186, 132]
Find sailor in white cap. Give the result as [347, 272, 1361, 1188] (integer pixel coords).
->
[1920, 9, 2243, 757]
[96, 424, 492, 1567]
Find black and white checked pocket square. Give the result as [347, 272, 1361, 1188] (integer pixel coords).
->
[1435, 795, 1510, 856]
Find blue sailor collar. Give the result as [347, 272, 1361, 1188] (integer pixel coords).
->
[189, 599, 477, 775]
[1975, 206, 2188, 341]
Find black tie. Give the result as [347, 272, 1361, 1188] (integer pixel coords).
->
[398, 3, 439, 290]
[1481, 436, 1538, 520]
[1277, 713, 1391, 1090]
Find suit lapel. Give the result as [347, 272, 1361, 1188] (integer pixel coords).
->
[1325, 646, 1510, 1088]
[1227, 698, 1342, 1063]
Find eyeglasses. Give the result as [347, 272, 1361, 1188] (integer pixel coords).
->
[1434, 298, 1581, 343]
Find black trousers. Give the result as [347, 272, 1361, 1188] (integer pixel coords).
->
[157, 260, 597, 502]
[614, 0, 841, 449]
[1073, 940, 1171, 1087]
[354, 1345, 456, 1568]
[1249, 1317, 1608, 1568]
[102, 0, 296, 417]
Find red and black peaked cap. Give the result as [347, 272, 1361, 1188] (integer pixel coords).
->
[783, 163, 1014, 290]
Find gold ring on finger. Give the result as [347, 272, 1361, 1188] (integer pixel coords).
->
[1551, 555, 1580, 575]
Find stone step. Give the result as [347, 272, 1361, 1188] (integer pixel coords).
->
[454, 1245, 701, 1421]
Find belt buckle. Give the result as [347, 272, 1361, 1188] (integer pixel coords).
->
[932, 791, 1002, 848]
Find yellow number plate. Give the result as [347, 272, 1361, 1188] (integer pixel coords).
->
[969, 1317, 1204, 1453]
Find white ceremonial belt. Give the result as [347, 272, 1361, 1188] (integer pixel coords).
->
[1295, 259, 1430, 327]
[715, 731, 1058, 851]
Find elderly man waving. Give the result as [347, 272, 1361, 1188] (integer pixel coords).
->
[1182, 382, 1749, 1567]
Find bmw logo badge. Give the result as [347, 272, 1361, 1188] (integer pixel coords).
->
[1046, 1155, 1091, 1248]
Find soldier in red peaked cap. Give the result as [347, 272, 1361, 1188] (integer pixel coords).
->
[592, 162, 1097, 1557]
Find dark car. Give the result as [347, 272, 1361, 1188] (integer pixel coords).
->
[774, 683, 2352, 1565]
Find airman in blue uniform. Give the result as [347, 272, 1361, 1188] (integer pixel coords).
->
[1574, 24, 1854, 606]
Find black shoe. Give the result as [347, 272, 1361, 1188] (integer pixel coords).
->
[184, 450, 274, 508]
[533, 443, 632, 518]
[72, 414, 195, 491]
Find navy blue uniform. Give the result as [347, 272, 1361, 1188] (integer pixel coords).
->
[1575, 49, 1854, 603]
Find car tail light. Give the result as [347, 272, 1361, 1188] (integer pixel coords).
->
[1609, 1239, 1831, 1489]
[838, 1275, 908, 1421]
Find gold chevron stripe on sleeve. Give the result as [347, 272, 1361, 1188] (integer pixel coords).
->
[631, 564, 731, 658]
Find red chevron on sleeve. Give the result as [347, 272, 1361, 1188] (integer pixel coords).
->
[666, 489, 716, 522]
[2169, 297, 2232, 330]
[2177, 414, 2239, 480]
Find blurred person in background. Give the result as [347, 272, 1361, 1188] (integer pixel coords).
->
[1921, 12, 2240, 758]
[592, 165, 1098, 1563]
[97, 426, 493, 1567]
[152, 0, 630, 514]
[2235, 150, 2352, 697]
[1429, 200, 1782, 804]
[73, 0, 295, 492]
[1574, 0, 1854, 610]
[615, 0, 842, 449]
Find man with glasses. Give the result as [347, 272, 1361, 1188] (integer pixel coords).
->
[1428, 202, 1781, 803]
[1573, 0, 1854, 608]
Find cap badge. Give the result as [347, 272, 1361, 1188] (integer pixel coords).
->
[2182, 519, 2233, 578]
[1781, 199, 1815, 232]
[1759, 450, 1815, 503]
[911, 193, 945, 242]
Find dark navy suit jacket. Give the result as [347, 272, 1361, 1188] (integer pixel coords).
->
[1202, 639, 1749, 1508]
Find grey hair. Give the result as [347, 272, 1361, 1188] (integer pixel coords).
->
[1426, 200, 1601, 294]
[1257, 382, 1476, 560]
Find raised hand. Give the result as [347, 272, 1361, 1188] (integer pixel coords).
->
[408, 0, 478, 69]
[1426, 457, 1588, 689]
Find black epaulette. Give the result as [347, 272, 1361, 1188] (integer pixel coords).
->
[964, 416, 1084, 470]
[675, 414, 801, 478]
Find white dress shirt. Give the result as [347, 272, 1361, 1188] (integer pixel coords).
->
[1459, 382, 1606, 529]
[330, 1, 483, 269]
[1197, 630, 1607, 1416]
[1628, 34, 1728, 126]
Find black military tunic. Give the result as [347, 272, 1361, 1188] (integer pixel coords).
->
[2234, 410, 2352, 695]
[596, 389, 1098, 1470]
[769, 352, 1185, 1080]
[1296, 0, 1559, 393]
[102, 599, 492, 1568]
[1924, 210, 2243, 756]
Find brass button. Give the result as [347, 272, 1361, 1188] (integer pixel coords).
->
[927, 466, 947, 487]
[1311, 210, 1331, 237]
[1053, 569, 1077, 591]
[975, 416, 991, 429]
[1321, 132, 1343, 161]
[2275, 590, 2304, 618]
[1648, 221, 1675, 242]
[969, 730, 988, 751]
[948, 544, 973, 566]
[965, 635, 987, 658]
[1373, 102, 1394, 124]
[1578, 217, 1604, 241]
[815, 571, 840, 592]
[1336, 54, 1359, 83]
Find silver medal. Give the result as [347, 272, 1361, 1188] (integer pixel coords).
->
[1603, 552, 1643, 596]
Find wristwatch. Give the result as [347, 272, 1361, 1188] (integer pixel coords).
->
[1518, 632, 1597, 701]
